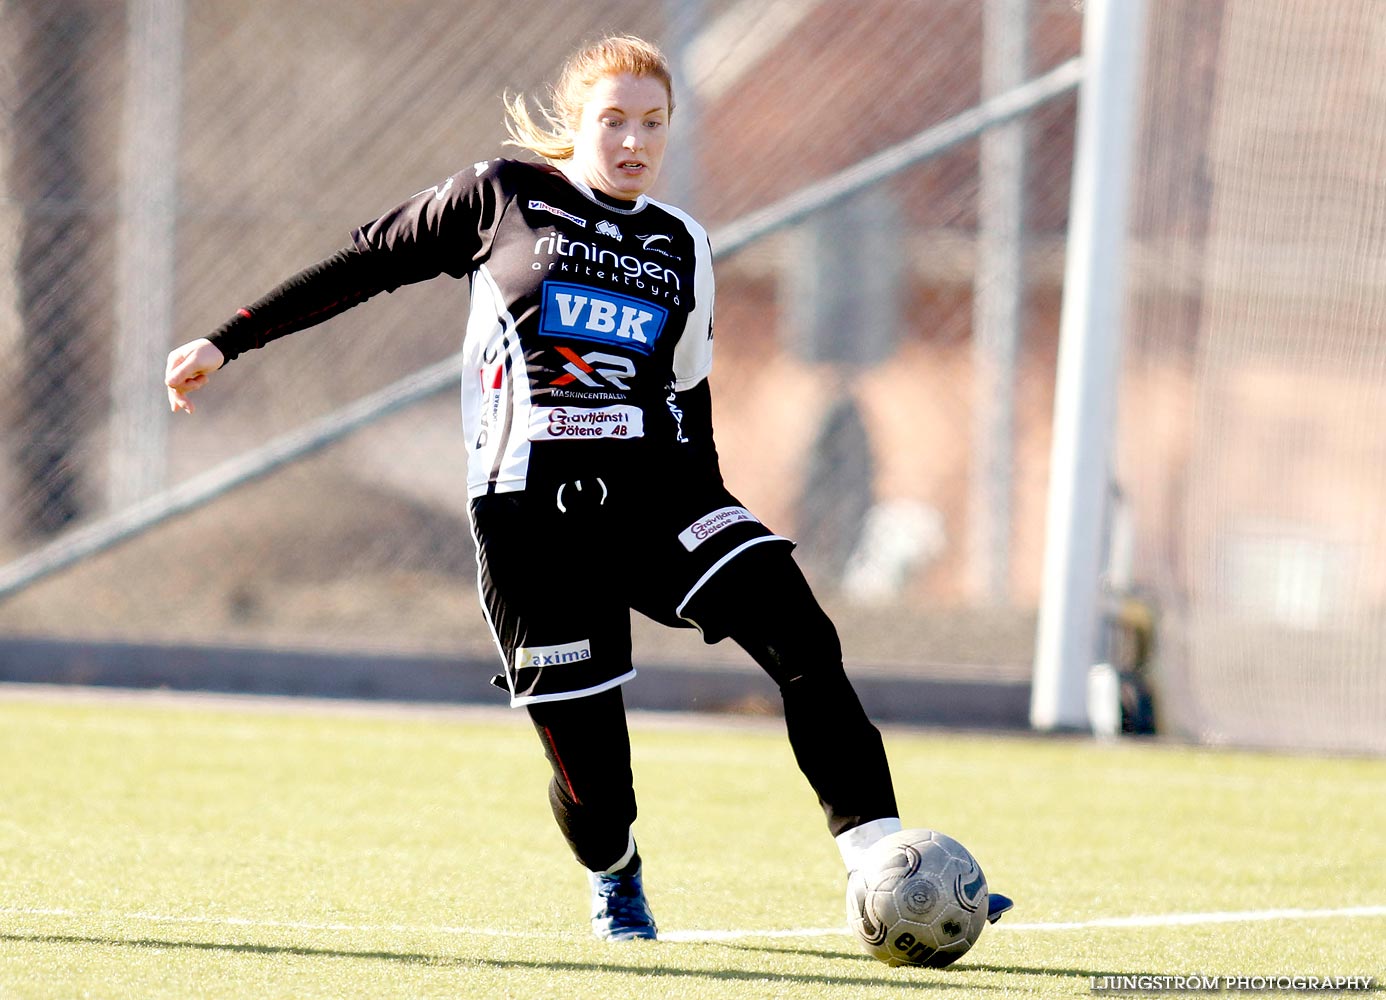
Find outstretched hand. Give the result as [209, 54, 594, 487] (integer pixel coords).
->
[165, 338, 226, 414]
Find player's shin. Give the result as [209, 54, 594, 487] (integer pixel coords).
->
[779, 667, 901, 853]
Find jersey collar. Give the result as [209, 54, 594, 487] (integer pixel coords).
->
[555, 167, 649, 215]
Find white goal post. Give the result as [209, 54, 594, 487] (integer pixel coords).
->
[1030, 0, 1148, 731]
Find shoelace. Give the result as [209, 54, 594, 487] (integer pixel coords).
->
[594, 876, 650, 920]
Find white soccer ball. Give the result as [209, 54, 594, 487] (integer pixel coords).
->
[845, 828, 991, 968]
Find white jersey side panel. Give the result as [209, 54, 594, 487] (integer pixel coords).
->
[649, 198, 716, 391]
[463, 263, 533, 497]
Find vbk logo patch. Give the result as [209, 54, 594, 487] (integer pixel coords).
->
[539, 282, 667, 355]
[514, 639, 592, 670]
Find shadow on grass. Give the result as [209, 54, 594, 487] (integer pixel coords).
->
[715, 940, 1386, 992]
[709, 940, 1177, 984]
[1, 931, 1004, 991]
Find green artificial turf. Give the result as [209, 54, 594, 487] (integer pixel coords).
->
[1, 687, 1382, 998]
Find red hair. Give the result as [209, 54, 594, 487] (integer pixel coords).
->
[504, 35, 674, 161]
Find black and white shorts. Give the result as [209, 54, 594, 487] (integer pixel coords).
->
[468, 474, 793, 707]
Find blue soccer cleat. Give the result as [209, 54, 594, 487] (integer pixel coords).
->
[987, 892, 1014, 925]
[589, 862, 658, 941]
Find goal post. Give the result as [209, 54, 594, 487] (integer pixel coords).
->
[1030, 0, 1148, 731]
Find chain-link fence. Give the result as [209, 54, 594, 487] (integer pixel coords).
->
[11, 2, 1380, 751]
[0, 1, 1082, 684]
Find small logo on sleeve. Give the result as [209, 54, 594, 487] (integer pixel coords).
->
[529, 200, 588, 228]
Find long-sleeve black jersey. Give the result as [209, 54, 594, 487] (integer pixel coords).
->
[209, 158, 721, 496]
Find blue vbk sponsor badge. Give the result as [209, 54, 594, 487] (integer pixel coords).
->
[539, 282, 668, 355]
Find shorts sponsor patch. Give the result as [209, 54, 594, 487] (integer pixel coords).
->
[679, 506, 759, 551]
[514, 639, 592, 670]
[528, 405, 643, 441]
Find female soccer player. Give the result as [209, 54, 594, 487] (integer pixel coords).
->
[166, 35, 1003, 941]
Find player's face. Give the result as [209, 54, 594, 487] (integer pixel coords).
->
[569, 73, 670, 200]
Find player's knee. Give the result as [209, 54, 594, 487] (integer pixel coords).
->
[685, 544, 848, 687]
[761, 601, 843, 684]
[780, 651, 860, 712]
[794, 601, 843, 664]
[548, 772, 635, 826]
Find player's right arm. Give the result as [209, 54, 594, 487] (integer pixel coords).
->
[165, 337, 225, 414]
[162, 245, 389, 414]
[162, 160, 507, 415]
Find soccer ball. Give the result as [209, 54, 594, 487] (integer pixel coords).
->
[845, 828, 991, 968]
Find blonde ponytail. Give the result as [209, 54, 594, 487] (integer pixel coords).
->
[503, 90, 576, 161]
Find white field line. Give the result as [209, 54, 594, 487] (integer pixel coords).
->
[3, 905, 1385, 943]
[0, 907, 546, 940]
[994, 905, 1386, 932]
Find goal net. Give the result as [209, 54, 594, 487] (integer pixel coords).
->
[1117, 0, 1386, 752]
